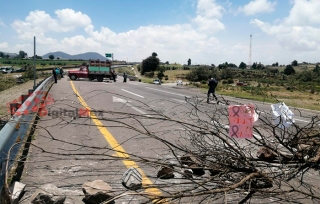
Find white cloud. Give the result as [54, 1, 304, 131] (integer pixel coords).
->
[192, 0, 225, 33]
[284, 0, 320, 26]
[11, 9, 91, 39]
[239, 0, 277, 16]
[0, 42, 9, 49]
[55, 9, 91, 31]
[251, 0, 320, 52]
[6, 1, 262, 65]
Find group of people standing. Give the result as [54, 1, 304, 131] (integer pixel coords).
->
[52, 67, 64, 83]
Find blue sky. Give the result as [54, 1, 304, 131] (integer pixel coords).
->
[0, 0, 319, 66]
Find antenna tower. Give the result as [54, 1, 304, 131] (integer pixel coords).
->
[249, 34, 252, 69]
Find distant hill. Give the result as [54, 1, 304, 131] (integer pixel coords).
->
[42, 51, 107, 60]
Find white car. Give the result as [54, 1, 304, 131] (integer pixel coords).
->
[153, 79, 161, 85]
[176, 80, 183, 85]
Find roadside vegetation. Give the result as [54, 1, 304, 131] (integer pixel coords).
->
[1, 55, 320, 111]
[136, 54, 320, 111]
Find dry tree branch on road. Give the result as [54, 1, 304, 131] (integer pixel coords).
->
[4, 92, 320, 204]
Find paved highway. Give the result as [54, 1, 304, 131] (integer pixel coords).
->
[19, 76, 320, 203]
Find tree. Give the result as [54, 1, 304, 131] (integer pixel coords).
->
[291, 60, 298, 66]
[141, 52, 160, 75]
[49, 55, 54, 60]
[188, 59, 191, 66]
[267, 68, 279, 75]
[156, 66, 166, 81]
[165, 61, 169, 65]
[218, 63, 226, 69]
[256, 62, 264, 70]
[251, 62, 257, 69]
[284, 65, 295, 75]
[0, 52, 4, 58]
[186, 66, 218, 82]
[239, 62, 247, 69]
[313, 64, 320, 75]
[276, 62, 279, 66]
[296, 70, 314, 82]
[152, 52, 157, 57]
[227, 63, 237, 68]
[19, 50, 26, 58]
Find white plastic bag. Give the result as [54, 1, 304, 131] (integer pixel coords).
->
[271, 102, 295, 128]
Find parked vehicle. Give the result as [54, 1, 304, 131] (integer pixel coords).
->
[1, 67, 15, 74]
[236, 82, 247, 86]
[67, 60, 116, 82]
[14, 68, 26, 73]
[153, 79, 161, 85]
[176, 80, 183, 85]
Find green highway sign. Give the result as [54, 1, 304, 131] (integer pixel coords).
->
[105, 53, 112, 57]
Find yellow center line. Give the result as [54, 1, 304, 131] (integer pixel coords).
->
[70, 81, 162, 197]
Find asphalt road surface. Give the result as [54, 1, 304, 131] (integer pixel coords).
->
[18, 76, 320, 203]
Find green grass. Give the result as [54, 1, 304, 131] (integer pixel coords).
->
[116, 67, 135, 76]
[0, 75, 17, 92]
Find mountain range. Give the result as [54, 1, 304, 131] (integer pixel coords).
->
[42, 51, 108, 60]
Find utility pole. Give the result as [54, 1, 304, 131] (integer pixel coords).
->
[33, 36, 36, 90]
[249, 35, 252, 69]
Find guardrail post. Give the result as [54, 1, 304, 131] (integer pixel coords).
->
[10, 103, 20, 116]
[21, 94, 29, 103]
[28, 89, 34, 95]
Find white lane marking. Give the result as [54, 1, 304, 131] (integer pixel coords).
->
[112, 96, 150, 117]
[113, 96, 131, 103]
[131, 106, 146, 114]
[121, 89, 144, 98]
[171, 98, 186, 103]
[145, 87, 190, 97]
[294, 118, 310, 123]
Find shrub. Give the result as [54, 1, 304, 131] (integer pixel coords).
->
[227, 78, 234, 84]
[0, 76, 17, 92]
[144, 71, 154, 78]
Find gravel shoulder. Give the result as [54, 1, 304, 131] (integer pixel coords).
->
[0, 79, 45, 121]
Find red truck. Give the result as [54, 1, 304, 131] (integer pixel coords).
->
[67, 60, 116, 82]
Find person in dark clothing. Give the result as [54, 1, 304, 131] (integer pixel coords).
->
[59, 67, 64, 78]
[112, 70, 117, 82]
[207, 78, 218, 103]
[123, 72, 127, 83]
[52, 68, 57, 83]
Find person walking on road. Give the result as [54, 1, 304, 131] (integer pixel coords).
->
[52, 68, 57, 83]
[207, 77, 218, 103]
[55, 68, 61, 80]
[123, 72, 127, 83]
[112, 70, 117, 82]
[59, 67, 64, 78]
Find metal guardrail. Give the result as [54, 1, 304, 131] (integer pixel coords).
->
[0, 76, 54, 191]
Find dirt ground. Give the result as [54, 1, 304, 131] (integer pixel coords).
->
[0, 79, 44, 121]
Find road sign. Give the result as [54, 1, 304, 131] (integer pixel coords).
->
[105, 53, 112, 57]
